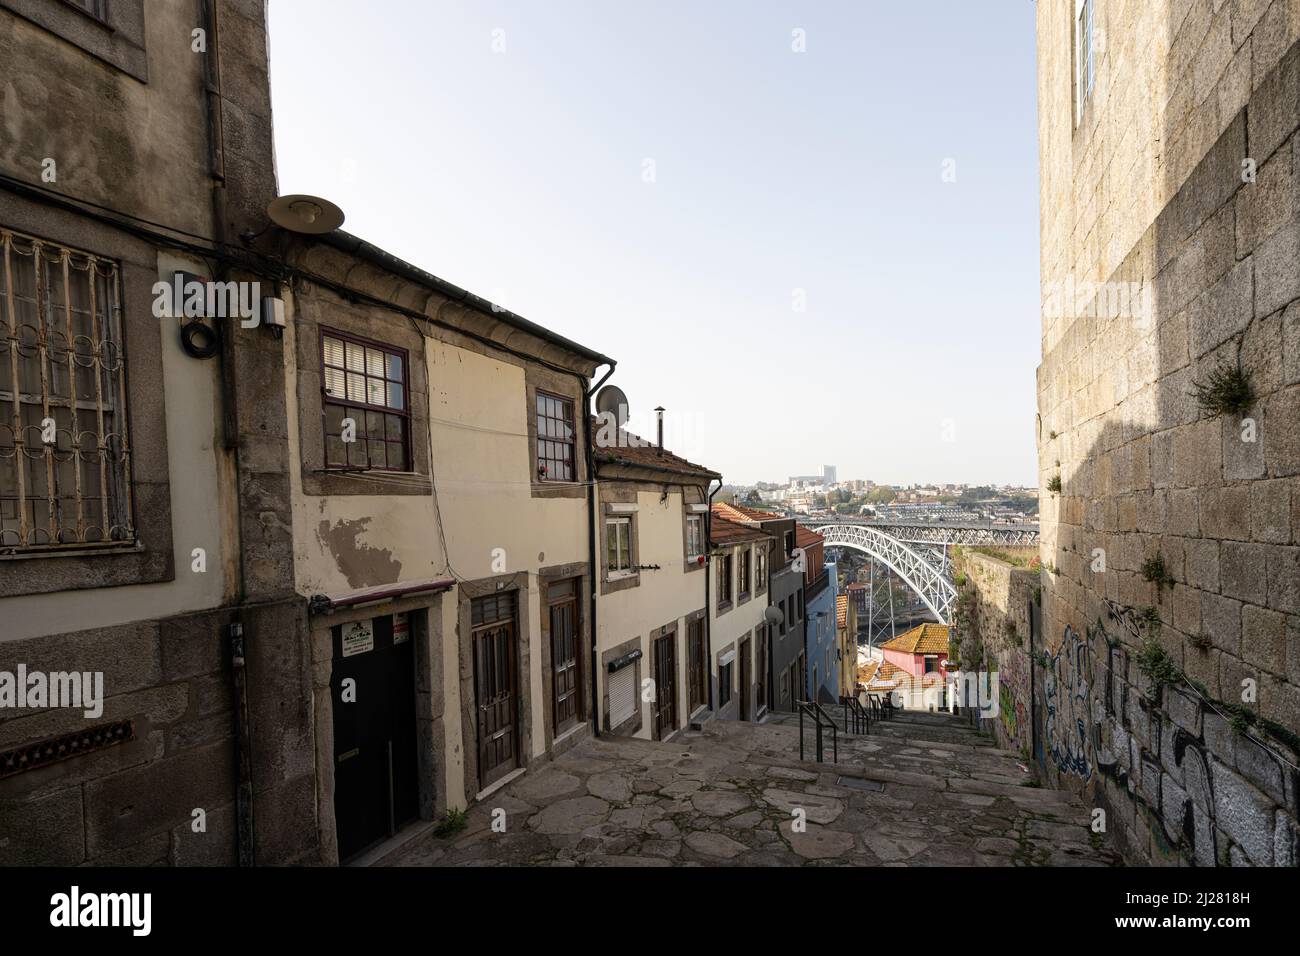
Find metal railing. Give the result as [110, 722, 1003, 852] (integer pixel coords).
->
[796, 699, 838, 764]
[840, 694, 869, 735]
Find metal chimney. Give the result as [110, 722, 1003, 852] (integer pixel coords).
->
[655, 406, 665, 455]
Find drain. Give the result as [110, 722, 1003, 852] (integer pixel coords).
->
[836, 775, 885, 792]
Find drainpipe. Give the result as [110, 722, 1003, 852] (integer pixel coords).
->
[582, 363, 616, 737]
[705, 479, 720, 711]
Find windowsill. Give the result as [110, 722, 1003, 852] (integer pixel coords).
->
[304, 468, 432, 497]
[607, 569, 636, 581]
[0, 540, 143, 561]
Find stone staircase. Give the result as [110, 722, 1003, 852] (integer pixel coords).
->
[382, 704, 1121, 867]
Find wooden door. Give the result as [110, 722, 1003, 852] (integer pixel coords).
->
[687, 619, 706, 713]
[738, 637, 751, 721]
[756, 626, 767, 713]
[548, 579, 581, 735]
[653, 634, 677, 740]
[473, 593, 519, 789]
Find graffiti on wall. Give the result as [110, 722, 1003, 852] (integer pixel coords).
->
[1043, 625, 1093, 780]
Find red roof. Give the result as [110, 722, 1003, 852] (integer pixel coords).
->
[591, 418, 720, 480]
[795, 526, 824, 549]
[710, 516, 772, 546]
[712, 502, 782, 523]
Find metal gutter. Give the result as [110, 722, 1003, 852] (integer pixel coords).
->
[317, 230, 615, 368]
[308, 577, 456, 615]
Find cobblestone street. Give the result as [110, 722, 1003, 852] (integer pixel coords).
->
[383, 711, 1120, 867]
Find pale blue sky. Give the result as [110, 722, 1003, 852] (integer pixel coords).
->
[268, 0, 1040, 487]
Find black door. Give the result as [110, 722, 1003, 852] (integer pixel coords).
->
[548, 579, 581, 735]
[331, 612, 419, 863]
[473, 593, 520, 789]
[653, 634, 677, 740]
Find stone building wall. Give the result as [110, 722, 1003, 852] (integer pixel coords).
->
[952, 549, 1038, 758]
[1036, 0, 1300, 865]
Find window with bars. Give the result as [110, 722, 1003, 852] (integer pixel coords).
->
[535, 390, 575, 482]
[321, 330, 410, 472]
[605, 516, 632, 575]
[0, 228, 133, 552]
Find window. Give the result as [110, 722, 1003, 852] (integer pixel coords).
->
[718, 661, 733, 707]
[536, 390, 575, 482]
[606, 516, 632, 574]
[686, 513, 703, 560]
[738, 548, 751, 597]
[717, 553, 733, 605]
[784, 530, 794, 557]
[67, 0, 108, 19]
[1075, 0, 1096, 123]
[0, 228, 133, 551]
[756, 548, 767, 590]
[924, 657, 939, 674]
[322, 330, 410, 471]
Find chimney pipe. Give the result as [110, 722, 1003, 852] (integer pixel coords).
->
[655, 406, 665, 454]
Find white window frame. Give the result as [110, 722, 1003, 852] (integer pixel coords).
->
[686, 513, 703, 559]
[606, 516, 633, 577]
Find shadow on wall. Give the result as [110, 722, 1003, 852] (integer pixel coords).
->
[1035, 42, 1300, 866]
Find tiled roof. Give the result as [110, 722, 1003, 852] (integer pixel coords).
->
[590, 418, 721, 480]
[857, 658, 906, 690]
[880, 622, 950, 656]
[836, 594, 848, 627]
[712, 502, 782, 523]
[795, 526, 824, 549]
[845, 582, 868, 591]
[710, 516, 772, 546]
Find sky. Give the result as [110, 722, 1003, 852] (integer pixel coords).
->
[267, 0, 1041, 488]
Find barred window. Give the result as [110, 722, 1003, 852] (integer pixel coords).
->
[536, 390, 574, 482]
[321, 329, 410, 471]
[0, 229, 133, 552]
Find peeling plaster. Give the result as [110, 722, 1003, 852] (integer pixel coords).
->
[316, 516, 403, 588]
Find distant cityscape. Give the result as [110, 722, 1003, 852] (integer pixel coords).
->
[722, 465, 1039, 525]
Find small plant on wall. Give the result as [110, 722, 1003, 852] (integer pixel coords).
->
[1047, 473, 1062, 494]
[1140, 553, 1174, 595]
[1191, 360, 1254, 416]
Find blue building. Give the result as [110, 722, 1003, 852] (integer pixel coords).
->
[797, 526, 839, 705]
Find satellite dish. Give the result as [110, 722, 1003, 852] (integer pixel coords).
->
[267, 194, 345, 234]
[594, 384, 629, 424]
[763, 606, 784, 626]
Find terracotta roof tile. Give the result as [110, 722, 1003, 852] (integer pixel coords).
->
[880, 623, 950, 656]
[711, 502, 783, 523]
[857, 658, 906, 690]
[836, 594, 848, 628]
[795, 526, 824, 548]
[710, 516, 772, 546]
[590, 417, 720, 479]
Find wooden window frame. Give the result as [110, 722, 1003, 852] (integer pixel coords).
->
[738, 547, 751, 600]
[535, 388, 576, 483]
[717, 552, 733, 608]
[320, 326, 411, 473]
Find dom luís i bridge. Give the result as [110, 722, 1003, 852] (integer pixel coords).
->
[796, 517, 1040, 630]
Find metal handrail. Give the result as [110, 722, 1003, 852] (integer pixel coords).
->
[840, 693, 869, 735]
[796, 699, 838, 763]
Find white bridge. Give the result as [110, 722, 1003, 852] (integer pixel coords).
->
[809, 522, 1041, 625]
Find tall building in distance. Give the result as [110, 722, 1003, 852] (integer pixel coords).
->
[823, 465, 837, 485]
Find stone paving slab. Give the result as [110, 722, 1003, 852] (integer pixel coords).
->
[381, 712, 1121, 868]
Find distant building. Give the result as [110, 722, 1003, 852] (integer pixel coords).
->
[822, 465, 837, 484]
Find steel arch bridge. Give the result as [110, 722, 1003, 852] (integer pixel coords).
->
[813, 524, 960, 623]
[805, 520, 1040, 547]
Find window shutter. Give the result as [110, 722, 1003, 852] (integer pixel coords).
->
[609, 666, 636, 727]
